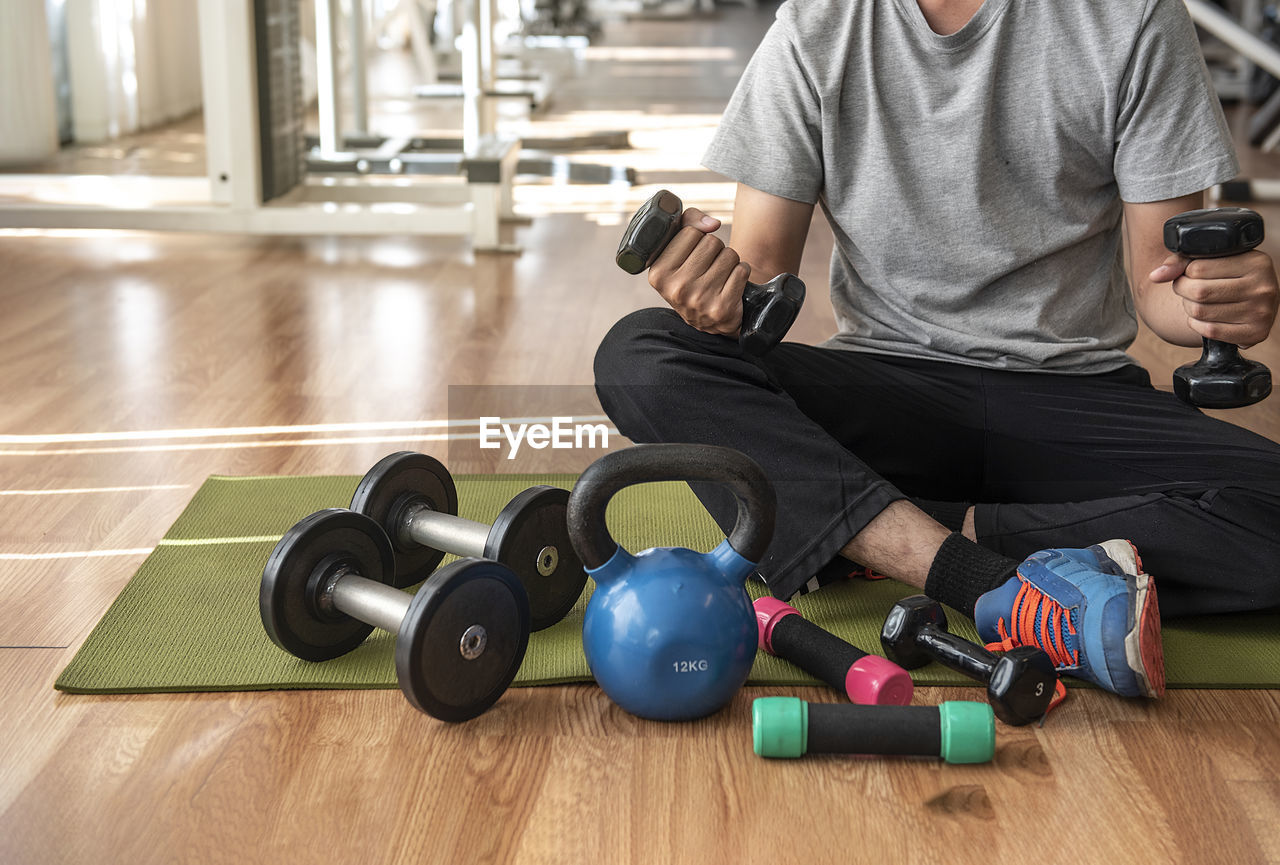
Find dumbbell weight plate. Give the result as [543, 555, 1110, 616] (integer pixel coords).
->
[351, 451, 459, 588]
[397, 558, 531, 722]
[260, 508, 396, 662]
[484, 486, 587, 631]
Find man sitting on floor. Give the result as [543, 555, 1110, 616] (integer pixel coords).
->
[594, 0, 1280, 698]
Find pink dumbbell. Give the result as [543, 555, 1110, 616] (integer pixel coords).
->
[755, 597, 913, 705]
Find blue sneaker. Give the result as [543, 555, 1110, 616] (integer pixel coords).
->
[973, 540, 1164, 698]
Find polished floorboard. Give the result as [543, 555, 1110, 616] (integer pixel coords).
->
[2, 4, 1280, 863]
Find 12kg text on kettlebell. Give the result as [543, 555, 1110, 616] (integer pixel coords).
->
[672, 659, 709, 673]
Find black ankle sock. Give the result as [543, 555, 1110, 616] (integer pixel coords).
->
[923, 532, 1020, 617]
[912, 499, 972, 532]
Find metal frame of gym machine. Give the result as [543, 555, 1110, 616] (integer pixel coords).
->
[0, 0, 521, 250]
[310, 0, 636, 192]
[1184, 0, 1280, 203]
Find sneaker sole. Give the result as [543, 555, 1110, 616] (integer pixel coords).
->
[1098, 540, 1165, 699]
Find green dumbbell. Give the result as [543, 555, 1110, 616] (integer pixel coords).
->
[752, 697, 995, 764]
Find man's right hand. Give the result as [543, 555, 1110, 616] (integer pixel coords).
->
[648, 207, 753, 337]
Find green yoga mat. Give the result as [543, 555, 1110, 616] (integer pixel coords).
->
[56, 474, 1280, 695]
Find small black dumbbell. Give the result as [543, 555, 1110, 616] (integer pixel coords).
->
[615, 189, 806, 355]
[880, 595, 1058, 726]
[752, 697, 995, 764]
[260, 508, 530, 721]
[351, 451, 587, 631]
[1165, 207, 1271, 408]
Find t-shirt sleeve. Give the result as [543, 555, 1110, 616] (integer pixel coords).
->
[1113, 0, 1240, 203]
[701, 7, 825, 204]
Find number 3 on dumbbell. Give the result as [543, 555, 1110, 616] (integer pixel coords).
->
[350, 451, 587, 631]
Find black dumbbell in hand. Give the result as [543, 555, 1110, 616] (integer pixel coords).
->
[880, 594, 1058, 726]
[1164, 207, 1272, 408]
[351, 451, 587, 631]
[615, 189, 806, 355]
[260, 508, 530, 721]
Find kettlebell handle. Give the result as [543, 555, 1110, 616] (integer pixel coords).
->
[567, 444, 777, 570]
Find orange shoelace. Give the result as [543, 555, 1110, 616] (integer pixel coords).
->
[989, 577, 1078, 667]
[984, 577, 1073, 719]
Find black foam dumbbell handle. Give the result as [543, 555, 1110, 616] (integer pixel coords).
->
[768, 614, 869, 692]
[807, 704, 939, 756]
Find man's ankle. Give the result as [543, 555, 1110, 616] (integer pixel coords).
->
[923, 533, 1019, 617]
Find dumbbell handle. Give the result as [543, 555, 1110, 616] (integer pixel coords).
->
[325, 569, 410, 635]
[914, 624, 999, 681]
[809, 704, 929, 755]
[755, 598, 913, 705]
[752, 697, 995, 764]
[401, 503, 491, 559]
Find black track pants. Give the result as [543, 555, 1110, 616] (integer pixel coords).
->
[593, 308, 1280, 617]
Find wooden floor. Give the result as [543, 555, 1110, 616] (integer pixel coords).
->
[4, 5, 1280, 863]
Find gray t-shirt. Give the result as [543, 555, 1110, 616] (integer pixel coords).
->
[702, 0, 1240, 373]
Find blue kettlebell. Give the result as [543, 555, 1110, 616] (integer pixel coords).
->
[567, 444, 777, 721]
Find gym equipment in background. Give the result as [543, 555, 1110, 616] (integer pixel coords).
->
[880, 595, 1058, 727]
[260, 508, 530, 721]
[351, 451, 586, 631]
[752, 697, 996, 764]
[1164, 207, 1272, 408]
[0, 0, 522, 249]
[567, 443, 775, 721]
[615, 189, 806, 355]
[754, 597, 913, 706]
[1184, 0, 1280, 149]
